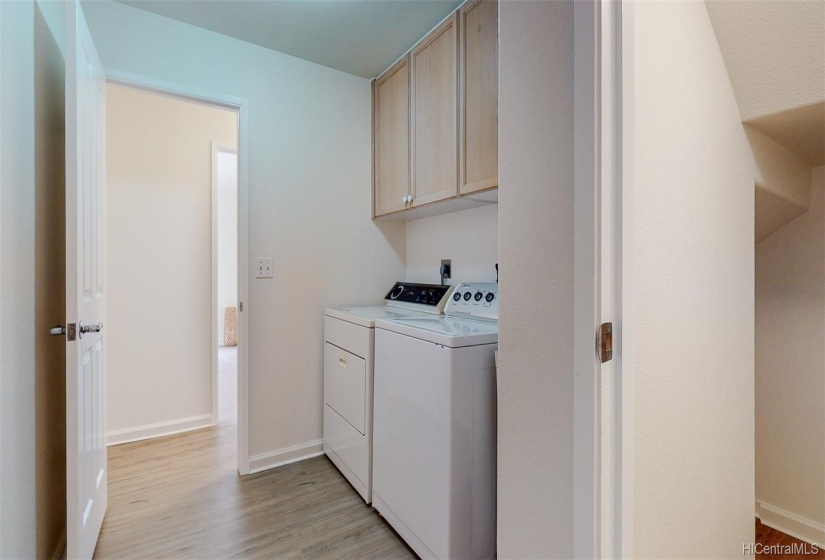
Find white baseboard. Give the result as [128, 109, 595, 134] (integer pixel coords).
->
[107, 414, 214, 446]
[757, 500, 825, 546]
[248, 439, 324, 474]
[51, 528, 66, 560]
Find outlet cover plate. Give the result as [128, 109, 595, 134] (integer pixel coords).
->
[255, 258, 273, 279]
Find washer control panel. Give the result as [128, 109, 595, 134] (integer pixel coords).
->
[384, 282, 454, 314]
[445, 283, 499, 322]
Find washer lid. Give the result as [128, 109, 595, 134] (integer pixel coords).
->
[375, 316, 498, 348]
[324, 306, 430, 328]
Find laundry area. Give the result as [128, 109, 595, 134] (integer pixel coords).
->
[2, 0, 824, 559]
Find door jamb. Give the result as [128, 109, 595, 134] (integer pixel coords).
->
[619, 2, 636, 556]
[211, 142, 237, 427]
[573, 0, 601, 556]
[598, 0, 624, 556]
[104, 69, 252, 475]
[573, 0, 631, 557]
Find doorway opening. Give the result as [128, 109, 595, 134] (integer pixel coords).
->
[752, 132, 825, 550]
[213, 144, 239, 432]
[600, 3, 825, 557]
[102, 80, 242, 467]
[96, 78, 248, 554]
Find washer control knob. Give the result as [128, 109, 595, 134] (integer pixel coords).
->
[474, 292, 483, 301]
[463, 292, 472, 301]
[485, 292, 495, 302]
[453, 292, 461, 301]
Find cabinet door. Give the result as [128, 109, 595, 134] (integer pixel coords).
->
[460, 0, 498, 195]
[374, 56, 411, 217]
[411, 14, 459, 207]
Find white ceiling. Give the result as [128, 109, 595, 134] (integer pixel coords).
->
[113, 0, 463, 79]
[706, 0, 825, 121]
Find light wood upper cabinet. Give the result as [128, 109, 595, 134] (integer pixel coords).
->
[460, 0, 498, 195]
[411, 14, 459, 208]
[372, 1, 498, 220]
[374, 55, 411, 217]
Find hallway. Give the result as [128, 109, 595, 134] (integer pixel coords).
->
[94, 347, 413, 559]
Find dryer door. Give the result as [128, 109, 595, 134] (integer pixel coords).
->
[324, 343, 366, 434]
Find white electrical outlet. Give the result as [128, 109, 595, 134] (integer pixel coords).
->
[255, 258, 274, 278]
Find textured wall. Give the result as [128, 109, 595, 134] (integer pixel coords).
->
[631, 2, 755, 557]
[756, 166, 825, 542]
[405, 204, 498, 285]
[497, 1, 575, 557]
[84, 0, 406, 461]
[1, 1, 38, 557]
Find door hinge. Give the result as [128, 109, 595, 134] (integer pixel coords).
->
[597, 322, 612, 363]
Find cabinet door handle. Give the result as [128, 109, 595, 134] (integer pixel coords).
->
[338, 356, 348, 368]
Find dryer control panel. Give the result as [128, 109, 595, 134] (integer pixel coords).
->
[445, 283, 499, 322]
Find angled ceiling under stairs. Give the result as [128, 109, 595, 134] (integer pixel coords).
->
[707, 0, 825, 242]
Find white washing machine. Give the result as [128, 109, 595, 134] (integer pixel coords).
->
[372, 282, 499, 560]
[323, 282, 454, 503]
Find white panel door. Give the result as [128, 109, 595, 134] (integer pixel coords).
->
[65, 2, 107, 558]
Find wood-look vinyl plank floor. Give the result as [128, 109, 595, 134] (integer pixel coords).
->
[756, 519, 824, 560]
[95, 347, 415, 560]
[100, 349, 825, 560]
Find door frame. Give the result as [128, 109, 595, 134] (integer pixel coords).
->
[618, 2, 636, 556]
[104, 69, 252, 475]
[573, 0, 631, 557]
[211, 142, 238, 425]
[572, 0, 601, 555]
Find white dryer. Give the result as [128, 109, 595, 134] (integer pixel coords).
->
[323, 282, 454, 503]
[372, 283, 499, 560]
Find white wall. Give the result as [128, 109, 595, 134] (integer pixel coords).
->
[756, 165, 825, 543]
[497, 1, 575, 557]
[630, 2, 755, 557]
[1, 0, 68, 557]
[106, 83, 237, 439]
[405, 204, 497, 284]
[0, 1, 37, 556]
[83, 0, 406, 462]
[217, 150, 238, 344]
[33, 0, 68, 557]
